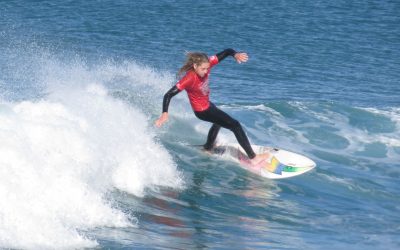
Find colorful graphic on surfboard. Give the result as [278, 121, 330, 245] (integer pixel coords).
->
[206, 143, 316, 179]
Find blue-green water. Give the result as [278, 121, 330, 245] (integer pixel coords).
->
[0, 1, 399, 249]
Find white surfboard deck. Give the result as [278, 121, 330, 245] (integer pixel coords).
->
[203, 143, 316, 179]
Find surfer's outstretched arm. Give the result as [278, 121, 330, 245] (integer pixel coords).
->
[162, 86, 180, 113]
[155, 86, 180, 127]
[216, 48, 249, 64]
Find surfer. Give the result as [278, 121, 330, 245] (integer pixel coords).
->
[155, 48, 269, 165]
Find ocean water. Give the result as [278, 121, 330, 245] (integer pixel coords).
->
[0, 0, 399, 249]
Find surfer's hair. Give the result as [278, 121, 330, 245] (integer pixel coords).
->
[178, 52, 209, 77]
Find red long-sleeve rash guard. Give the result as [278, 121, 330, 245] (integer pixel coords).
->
[175, 55, 219, 112]
[161, 48, 237, 113]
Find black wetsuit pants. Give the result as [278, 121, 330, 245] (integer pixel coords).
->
[194, 103, 256, 159]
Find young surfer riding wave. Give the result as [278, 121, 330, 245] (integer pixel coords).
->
[155, 48, 269, 165]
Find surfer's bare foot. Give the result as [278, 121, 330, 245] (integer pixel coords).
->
[250, 153, 270, 165]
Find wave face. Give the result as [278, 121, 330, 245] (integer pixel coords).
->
[0, 45, 183, 249]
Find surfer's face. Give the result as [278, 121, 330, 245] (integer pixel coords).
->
[194, 62, 210, 77]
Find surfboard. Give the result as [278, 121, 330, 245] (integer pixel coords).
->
[203, 143, 316, 179]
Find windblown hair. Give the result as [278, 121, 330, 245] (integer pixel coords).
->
[177, 52, 209, 77]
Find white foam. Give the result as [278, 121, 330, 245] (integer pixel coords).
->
[338, 107, 400, 160]
[285, 102, 400, 161]
[361, 107, 400, 146]
[0, 56, 184, 248]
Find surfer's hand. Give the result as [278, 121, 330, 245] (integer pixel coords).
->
[155, 112, 169, 127]
[234, 52, 248, 64]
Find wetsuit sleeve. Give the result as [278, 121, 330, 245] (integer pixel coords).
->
[216, 48, 237, 62]
[162, 86, 180, 113]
